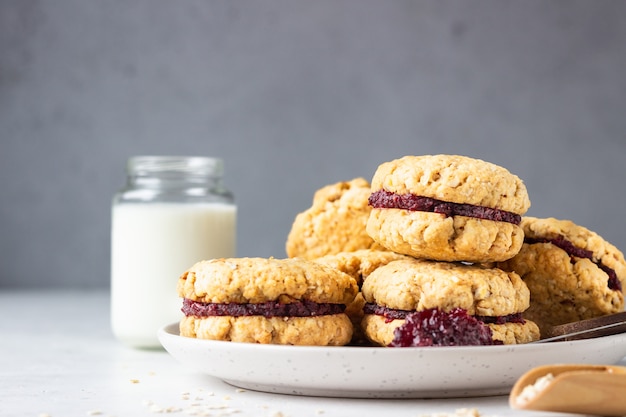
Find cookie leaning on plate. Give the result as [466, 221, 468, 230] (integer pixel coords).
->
[498, 216, 626, 335]
[177, 257, 358, 346]
[361, 258, 540, 345]
[366, 155, 531, 263]
[286, 178, 386, 259]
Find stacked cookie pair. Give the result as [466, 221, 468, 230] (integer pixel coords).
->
[498, 216, 626, 336]
[177, 257, 359, 346]
[176, 179, 377, 346]
[285, 155, 540, 345]
[359, 155, 540, 346]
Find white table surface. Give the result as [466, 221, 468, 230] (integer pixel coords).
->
[0, 290, 616, 417]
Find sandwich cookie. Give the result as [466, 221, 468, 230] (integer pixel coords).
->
[366, 155, 531, 263]
[286, 178, 386, 259]
[361, 258, 540, 346]
[178, 257, 358, 345]
[498, 217, 626, 335]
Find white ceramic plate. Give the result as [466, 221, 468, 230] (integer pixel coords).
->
[158, 323, 626, 398]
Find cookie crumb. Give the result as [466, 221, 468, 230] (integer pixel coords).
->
[87, 411, 102, 416]
[420, 409, 484, 417]
[149, 404, 182, 413]
[130, 379, 140, 384]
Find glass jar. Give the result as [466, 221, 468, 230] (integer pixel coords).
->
[110, 156, 236, 348]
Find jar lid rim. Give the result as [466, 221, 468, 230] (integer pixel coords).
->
[127, 156, 223, 175]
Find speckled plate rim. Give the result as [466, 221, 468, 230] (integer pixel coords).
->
[158, 322, 626, 399]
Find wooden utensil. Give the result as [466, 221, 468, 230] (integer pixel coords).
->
[509, 364, 626, 416]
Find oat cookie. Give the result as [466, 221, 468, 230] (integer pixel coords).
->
[178, 257, 357, 304]
[366, 155, 530, 262]
[313, 249, 409, 287]
[369, 155, 530, 212]
[361, 258, 539, 345]
[286, 178, 386, 259]
[362, 259, 530, 315]
[498, 217, 626, 335]
[178, 257, 358, 345]
[180, 314, 353, 345]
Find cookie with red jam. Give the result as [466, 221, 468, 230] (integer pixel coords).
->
[177, 257, 358, 345]
[366, 155, 531, 263]
[361, 258, 540, 345]
[286, 178, 386, 259]
[498, 216, 626, 336]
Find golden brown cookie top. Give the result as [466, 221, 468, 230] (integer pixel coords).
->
[521, 216, 626, 289]
[370, 154, 531, 214]
[313, 249, 409, 286]
[285, 178, 384, 259]
[178, 257, 358, 305]
[361, 258, 529, 316]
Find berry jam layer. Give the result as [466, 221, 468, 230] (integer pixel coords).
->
[182, 298, 346, 318]
[363, 303, 524, 324]
[368, 190, 521, 225]
[526, 236, 622, 291]
[388, 307, 503, 347]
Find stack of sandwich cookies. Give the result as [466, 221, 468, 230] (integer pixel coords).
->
[362, 154, 539, 346]
[361, 259, 540, 345]
[498, 216, 626, 335]
[177, 257, 358, 346]
[177, 154, 626, 348]
[286, 178, 386, 260]
[366, 155, 530, 263]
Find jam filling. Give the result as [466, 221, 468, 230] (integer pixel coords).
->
[368, 190, 521, 225]
[363, 303, 524, 324]
[388, 307, 503, 347]
[526, 236, 622, 292]
[181, 298, 346, 318]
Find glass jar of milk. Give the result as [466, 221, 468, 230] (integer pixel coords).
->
[110, 156, 236, 348]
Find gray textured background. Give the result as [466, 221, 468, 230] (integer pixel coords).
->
[2, 0, 626, 288]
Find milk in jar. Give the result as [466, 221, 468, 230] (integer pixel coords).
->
[110, 156, 236, 348]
